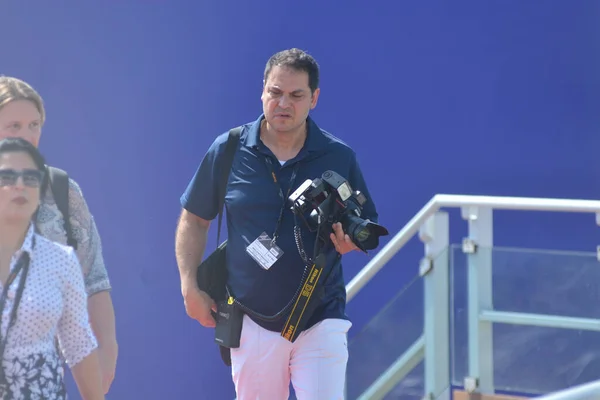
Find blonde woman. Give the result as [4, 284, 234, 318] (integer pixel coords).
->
[0, 76, 117, 393]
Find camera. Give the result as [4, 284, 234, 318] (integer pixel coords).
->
[288, 170, 389, 252]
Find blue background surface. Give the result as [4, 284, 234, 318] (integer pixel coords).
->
[4, 1, 600, 398]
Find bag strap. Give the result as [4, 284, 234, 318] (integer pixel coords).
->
[216, 127, 242, 244]
[46, 166, 78, 249]
[0, 250, 31, 382]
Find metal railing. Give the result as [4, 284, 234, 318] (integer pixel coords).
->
[533, 380, 600, 400]
[346, 194, 600, 400]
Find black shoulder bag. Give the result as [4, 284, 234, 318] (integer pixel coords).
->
[195, 126, 241, 302]
[195, 127, 241, 367]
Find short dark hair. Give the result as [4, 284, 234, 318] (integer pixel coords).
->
[264, 48, 320, 94]
[0, 138, 46, 172]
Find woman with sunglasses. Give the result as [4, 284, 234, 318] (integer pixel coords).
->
[0, 138, 103, 399]
[0, 76, 117, 393]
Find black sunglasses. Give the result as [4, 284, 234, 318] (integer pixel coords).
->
[0, 169, 45, 188]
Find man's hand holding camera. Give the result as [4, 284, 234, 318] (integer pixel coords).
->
[291, 171, 389, 255]
[330, 222, 359, 255]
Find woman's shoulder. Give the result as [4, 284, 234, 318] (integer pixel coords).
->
[33, 231, 77, 261]
[32, 233, 83, 286]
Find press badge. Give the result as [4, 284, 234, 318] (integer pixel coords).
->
[246, 232, 284, 270]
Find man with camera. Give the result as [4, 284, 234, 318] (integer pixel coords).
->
[175, 48, 385, 399]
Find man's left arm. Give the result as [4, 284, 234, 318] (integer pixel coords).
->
[330, 152, 379, 255]
[88, 291, 117, 395]
[68, 180, 117, 394]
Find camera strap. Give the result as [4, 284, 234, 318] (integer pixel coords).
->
[281, 252, 328, 342]
[281, 195, 339, 343]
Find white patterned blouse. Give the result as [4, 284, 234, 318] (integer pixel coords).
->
[0, 224, 97, 399]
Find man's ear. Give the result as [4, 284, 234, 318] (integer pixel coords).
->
[310, 88, 321, 109]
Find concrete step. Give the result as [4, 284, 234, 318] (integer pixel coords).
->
[453, 390, 529, 400]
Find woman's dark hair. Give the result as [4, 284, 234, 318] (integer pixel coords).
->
[0, 138, 47, 201]
[0, 137, 46, 171]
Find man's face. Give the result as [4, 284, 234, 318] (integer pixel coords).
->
[261, 65, 319, 134]
[0, 100, 42, 147]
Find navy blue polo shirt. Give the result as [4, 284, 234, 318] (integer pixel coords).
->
[181, 114, 379, 333]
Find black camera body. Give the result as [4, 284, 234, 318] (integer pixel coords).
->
[288, 170, 388, 252]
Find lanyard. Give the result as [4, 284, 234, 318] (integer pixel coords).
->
[0, 240, 33, 380]
[264, 157, 300, 245]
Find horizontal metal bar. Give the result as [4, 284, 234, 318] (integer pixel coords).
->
[346, 194, 600, 303]
[346, 198, 439, 302]
[480, 310, 600, 332]
[436, 194, 600, 214]
[534, 379, 600, 399]
[357, 335, 426, 400]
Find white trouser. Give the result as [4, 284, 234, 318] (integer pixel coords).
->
[231, 314, 352, 400]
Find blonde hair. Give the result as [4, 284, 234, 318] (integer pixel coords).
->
[0, 76, 46, 124]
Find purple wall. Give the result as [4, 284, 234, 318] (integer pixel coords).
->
[4, 1, 600, 398]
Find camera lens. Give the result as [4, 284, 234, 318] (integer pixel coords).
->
[342, 214, 389, 251]
[353, 225, 371, 243]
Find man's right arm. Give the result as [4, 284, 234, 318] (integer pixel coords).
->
[175, 209, 210, 293]
[176, 133, 230, 327]
[175, 209, 217, 327]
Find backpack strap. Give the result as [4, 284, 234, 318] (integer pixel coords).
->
[216, 127, 242, 245]
[46, 166, 78, 249]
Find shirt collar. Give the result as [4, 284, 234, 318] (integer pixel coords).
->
[13, 223, 36, 263]
[243, 114, 328, 153]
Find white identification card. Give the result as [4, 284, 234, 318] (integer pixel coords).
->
[246, 232, 284, 270]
